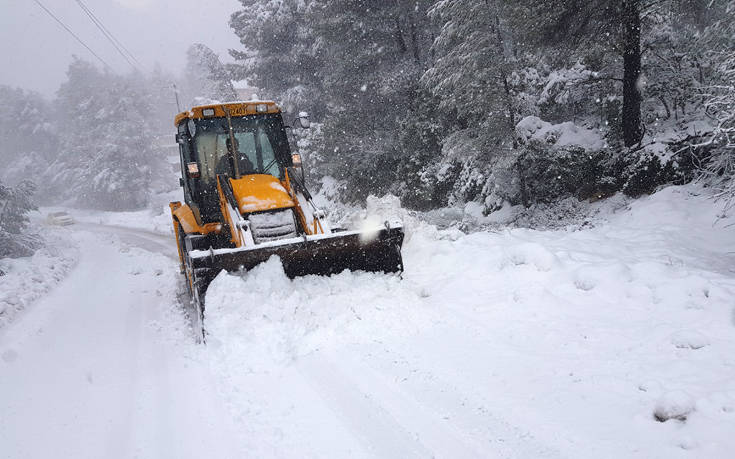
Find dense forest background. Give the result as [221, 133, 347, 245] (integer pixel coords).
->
[1, 0, 733, 255]
[230, 0, 734, 211]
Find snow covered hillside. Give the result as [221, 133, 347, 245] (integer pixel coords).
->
[2, 185, 734, 458]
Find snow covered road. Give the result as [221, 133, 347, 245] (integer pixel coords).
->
[2, 186, 735, 458]
[0, 226, 242, 458]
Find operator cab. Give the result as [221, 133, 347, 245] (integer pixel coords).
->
[175, 102, 293, 223]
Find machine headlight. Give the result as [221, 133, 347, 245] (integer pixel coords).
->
[187, 162, 200, 178]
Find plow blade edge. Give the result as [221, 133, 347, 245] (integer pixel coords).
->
[189, 227, 404, 282]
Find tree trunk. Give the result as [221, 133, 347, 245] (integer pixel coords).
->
[658, 96, 671, 120]
[485, 0, 516, 147]
[622, 0, 643, 147]
[517, 160, 529, 207]
[394, 16, 408, 54]
[409, 9, 421, 64]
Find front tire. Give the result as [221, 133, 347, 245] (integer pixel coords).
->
[192, 285, 206, 344]
[177, 224, 205, 343]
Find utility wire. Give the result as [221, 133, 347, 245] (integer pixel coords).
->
[74, 0, 137, 70]
[85, 3, 143, 68]
[32, 0, 112, 71]
[74, 0, 143, 71]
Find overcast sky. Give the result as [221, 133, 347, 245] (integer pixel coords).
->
[0, 0, 242, 97]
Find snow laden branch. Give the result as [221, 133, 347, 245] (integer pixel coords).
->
[699, 53, 735, 210]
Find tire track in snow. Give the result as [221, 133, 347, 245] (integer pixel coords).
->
[0, 226, 243, 459]
[298, 351, 489, 458]
[357, 343, 568, 459]
[82, 222, 176, 260]
[103, 271, 145, 459]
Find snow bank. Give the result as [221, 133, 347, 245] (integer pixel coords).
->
[200, 184, 735, 457]
[0, 230, 78, 329]
[65, 203, 174, 235]
[654, 391, 696, 422]
[670, 330, 710, 350]
[46, 188, 183, 236]
[516, 115, 605, 150]
[205, 256, 432, 369]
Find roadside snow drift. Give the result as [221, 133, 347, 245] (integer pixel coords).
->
[204, 185, 735, 459]
[0, 228, 78, 329]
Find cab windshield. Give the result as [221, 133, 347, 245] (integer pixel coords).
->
[192, 113, 290, 186]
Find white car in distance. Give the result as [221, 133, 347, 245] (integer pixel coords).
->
[46, 211, 74, 226]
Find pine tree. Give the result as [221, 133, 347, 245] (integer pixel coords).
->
[226, 0, 728, 209]
[507, 0, 724, 147]
[183, 44, 237, 106]
[418, 0, 522, 205]
[423, 0, 517, 139]
[698, 0, 735, 208]
[229, 0, 325, 115]
[0, 179, 39, 258]
[308, 0, 437, 201]
[0, 86, 57, 184]
[505, 0, 645, 146]
[50, 58, 159, 210]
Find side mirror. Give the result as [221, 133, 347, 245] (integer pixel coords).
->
[291, 153, 305, 183]
[176, 133, 191, 145]
[295, 112, 310, 129]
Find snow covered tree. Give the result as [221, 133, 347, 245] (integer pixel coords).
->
[704, 59, 735, 209]
[228, 0, 729, 210]
[508, 0, 648, 147]
[512, 0, 728, 148]
[420, 0, 557, 207]
[0, 86, 57, 185]
[423, 0, 516, 138]
[182, 44, 237, 106]
[697, 1, 735, 209]
[49, 58, 160, 210]
[0, 179, 40, 258]
[230, 0, 439, 202]
[229, 0, 325, 116]
[145, 63, 181, 135]
[308, 0, 438, 201]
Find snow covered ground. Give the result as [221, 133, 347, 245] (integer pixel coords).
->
[0, 225, 78, 330]
[204, 185, 735, 458]
[0, 225, 244, 458]
[2, 184, 734, 458]
[51, 193, 177, 236]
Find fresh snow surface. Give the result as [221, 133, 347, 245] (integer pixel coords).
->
[0, 232, 77, 330]
[516, 115, 606, 150]
[61, 205, 174, 235]
[0, 225, 243, 458]
[2, 184, 734, 458]
[204, 185, 735, 458]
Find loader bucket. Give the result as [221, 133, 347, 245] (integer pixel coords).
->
[188, 226, 404, 297]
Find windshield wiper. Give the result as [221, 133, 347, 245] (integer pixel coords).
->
[263, 158, 278, 174]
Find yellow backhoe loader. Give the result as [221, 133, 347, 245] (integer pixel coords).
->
[170, 101, 404, 339]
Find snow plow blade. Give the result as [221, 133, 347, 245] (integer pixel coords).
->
[188, 226, 404, 289]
